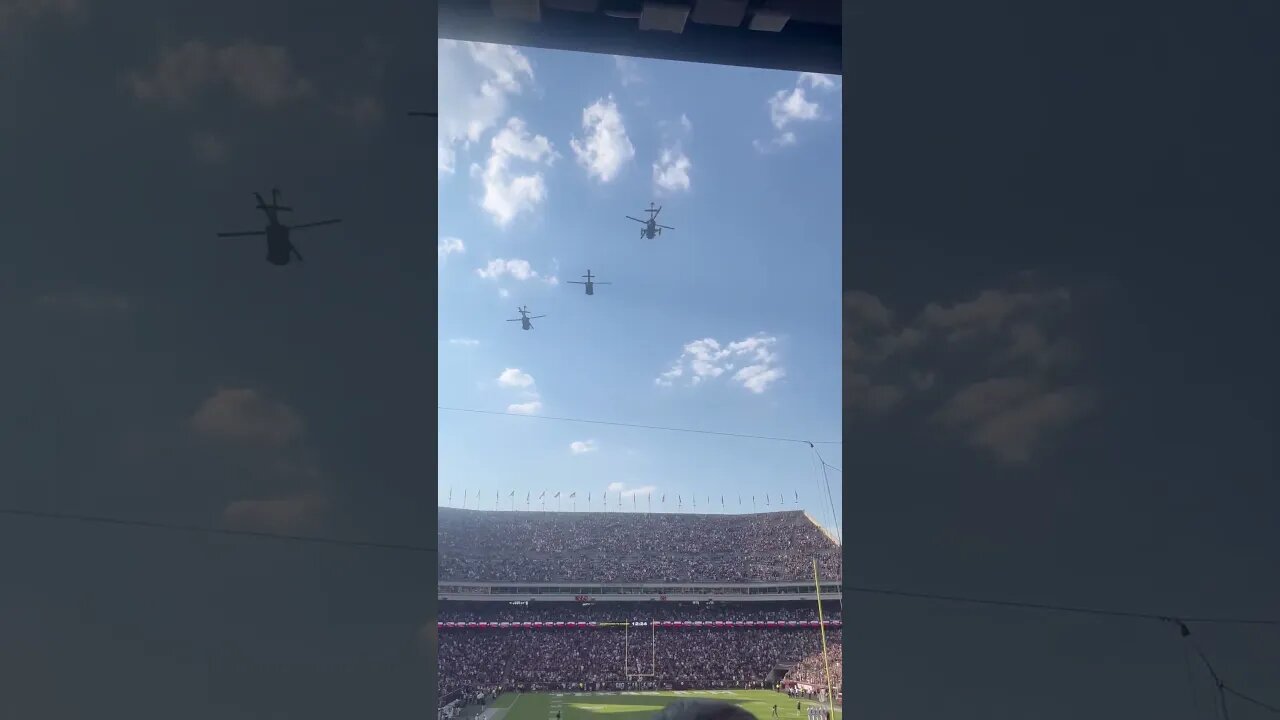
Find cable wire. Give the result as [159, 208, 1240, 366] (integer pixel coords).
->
[810, 445, 843, 547]
[439, 406, 841, 446]
[0, 507, 435, 553]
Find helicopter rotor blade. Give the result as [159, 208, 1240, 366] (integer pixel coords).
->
[595, 282, 612, 285]
[624, 216, 646, 223]
[291, 219, 343, 230]
[531, 315, 547, 319]
[657, 225, 675, 230]
[216, 230, 266, 237]
[567, 281, 585, 285]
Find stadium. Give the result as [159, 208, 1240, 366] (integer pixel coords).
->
[437, 507, 844, 720]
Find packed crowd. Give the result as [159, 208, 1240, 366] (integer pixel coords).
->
[438, 600, 842, 624]
[438, 509, 842, 583]
[784, 642, 843, 692]
[438, 625, 831, 699]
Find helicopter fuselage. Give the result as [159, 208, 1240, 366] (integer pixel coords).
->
[585, 281, 594, 295]
[521, 318, 532, 330]
[265, 223, 295, 265]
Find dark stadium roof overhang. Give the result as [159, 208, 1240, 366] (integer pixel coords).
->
[439, 0, 843, 76]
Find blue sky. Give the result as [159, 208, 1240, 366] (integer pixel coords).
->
[437, 42, 842, 534]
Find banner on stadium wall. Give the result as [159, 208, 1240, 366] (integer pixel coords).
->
[436, 620, 843, 629]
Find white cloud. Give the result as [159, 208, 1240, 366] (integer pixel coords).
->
[472, 117, 557, 226]
[438, 40, 535, 175]
[752, 132, 797, 153]
[497, 368, 535, 389]
[613, 55, 643, 86]
[607, 481, 655, 497]
[653, 148, 692, 193]
[438, 236, 465, 260]
[507, 401, 543, 415]
[734, 364, 787, 394]
[754, 72, 838, 151]
[570, 440, 598, 455]
[798, 72, 840, 91]
[655, 333, 786, 394]
[449, 338, 480, 347]
[475, 258, 558, 285]
[497, 368, 542, 413]
[653, 114, 693, 194]
[498, 288, 511, 298]
[769, 87, 820, 129]
[571, 95, 635, 183]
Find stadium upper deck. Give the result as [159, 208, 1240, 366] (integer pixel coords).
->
[438, 508, 841, 583]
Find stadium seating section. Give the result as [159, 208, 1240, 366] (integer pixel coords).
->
[438, 602, 843, 696]
[438, 509, 842, 583]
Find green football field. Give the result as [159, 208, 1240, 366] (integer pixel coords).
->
[472, 690, 841, 720]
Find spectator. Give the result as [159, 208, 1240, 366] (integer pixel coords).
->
[439, 624, 832, 699]
[438, 509, 842, 583]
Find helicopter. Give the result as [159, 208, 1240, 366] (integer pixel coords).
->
[625, 202, 674, 239]
[215, 188, 342, 266]
[567, 270, 611, 296]
[507, 306, 546, 330]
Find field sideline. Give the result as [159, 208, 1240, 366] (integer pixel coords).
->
[475, 690, 841, 720]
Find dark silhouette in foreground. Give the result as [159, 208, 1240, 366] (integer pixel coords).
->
[652, 700, 757, 720]
[626, 202, 674, 239]
[506, 306, 546, 330]
[215, 187, 342, 266]
[567, 269, 610, 296]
